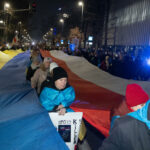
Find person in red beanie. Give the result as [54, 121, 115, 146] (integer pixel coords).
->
[110, 83, 149, 128]
[126, 83, 149, 111]
[99, 83, 150, 150]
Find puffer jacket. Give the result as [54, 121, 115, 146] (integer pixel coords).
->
[40, 86, 75, 112]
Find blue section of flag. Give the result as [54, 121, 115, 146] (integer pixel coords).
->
[0, 51, 69, 150]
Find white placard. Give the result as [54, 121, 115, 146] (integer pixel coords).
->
[49, 112, 83, 150]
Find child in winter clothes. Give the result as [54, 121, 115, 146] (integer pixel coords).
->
[40, 67, 75, 115]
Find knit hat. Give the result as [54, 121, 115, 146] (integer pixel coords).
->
[126, 84, 149, 108]
[44, 57, 52, 63]
[53, 67, 68, 82]
[49, 62, 59, 72]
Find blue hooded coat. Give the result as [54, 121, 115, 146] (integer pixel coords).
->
[40, 86, 75, 112]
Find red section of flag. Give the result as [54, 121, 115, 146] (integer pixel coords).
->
[40, 50, 124, 137]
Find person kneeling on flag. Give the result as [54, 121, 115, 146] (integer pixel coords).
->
[40, 67, 75, 115]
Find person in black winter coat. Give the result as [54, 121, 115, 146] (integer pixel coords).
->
[26, 57, 41, 81]
[40, 62, 58, 93]
[99, 84, 150, 150]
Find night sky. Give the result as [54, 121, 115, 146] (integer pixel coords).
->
[0, 0, 105, 41]
[29, 0, 81, 40]
[0, 0, 81, 41]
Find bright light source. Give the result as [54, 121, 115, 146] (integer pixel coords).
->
[115, 54, 118, 57]
[15, 30, 18, 34]
[0, 20, 4, 24]
[50, 28, 53, 31]
[4, 3, 10, 9]
[89, 42, 93, 45]
[147, 58, 150, 66]
[88, 36, 93, 41]
[61, 40, 64, 44]
[32, 42, 35, 45]
[78, 1, 83, 6]
[58, 8, 62, 11]
[63, 13, 69, 18]
[60, 19, 64, 23]
[18, 21, 22, 25]
[70, 44, 75, 51]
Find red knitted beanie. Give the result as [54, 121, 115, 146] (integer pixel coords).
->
[126, 84, 149, 107]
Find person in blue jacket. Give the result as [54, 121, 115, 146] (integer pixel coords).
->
[40, 67, 75, 115]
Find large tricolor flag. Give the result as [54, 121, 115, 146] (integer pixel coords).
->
[41, 50, 150, 137]
[0, 50, 69, 150]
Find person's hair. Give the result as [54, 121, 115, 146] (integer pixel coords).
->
[40, 63, 47, 71]
[31, 51, 39, 58]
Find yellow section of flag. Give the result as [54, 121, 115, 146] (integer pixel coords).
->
[0, 49, 23, 69]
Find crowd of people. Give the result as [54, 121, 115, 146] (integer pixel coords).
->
[63, 46, 150, 81]
[26, 48, 88, 149]
[26, 48, 75, 115]
[25, 47, 150, 150]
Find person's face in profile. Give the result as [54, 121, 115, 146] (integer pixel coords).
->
[131, 103, 145, 111]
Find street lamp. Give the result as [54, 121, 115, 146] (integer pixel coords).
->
[32, 41, 35, 45]
[59, 18, 64, 23]
[0, 20, 4, 40]
[63, 13, 69, 18]
[59, 18, 64, 34]
[78, 1, 84, 26]
[0, 20, 4, 24]
[15, 30, 18, 34]
[4, 2, 11, 42]
[18, 21, 22, 25]
[4, 2, 10, 10]
[78, 1, 84, 48]
[78, 1, 83, 6]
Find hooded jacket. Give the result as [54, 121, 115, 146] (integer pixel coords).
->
[39, 78, 75, 112]
[99, 100, 150, 150]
